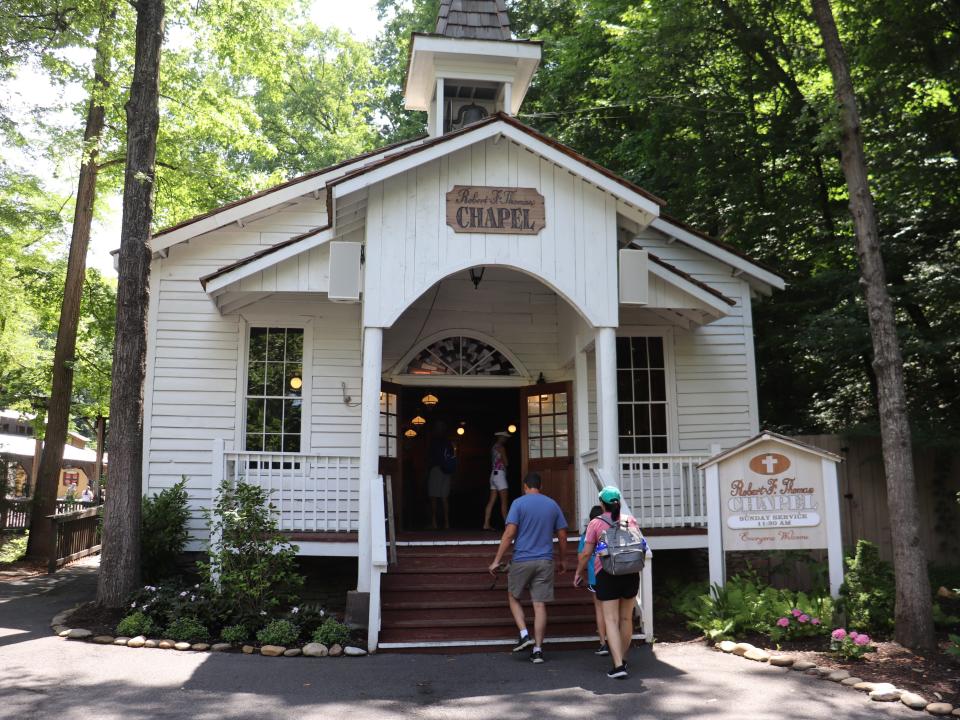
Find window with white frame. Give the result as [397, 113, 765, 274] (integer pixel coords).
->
[616, 336, 668, 454]
[245, 327, 304, 452]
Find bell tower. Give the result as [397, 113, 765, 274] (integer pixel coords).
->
[404, 0, 542, 137]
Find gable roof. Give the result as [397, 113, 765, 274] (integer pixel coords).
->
[648, 253, 737, 307]
[436, 0, 511, 40]
[699, 430, 843, 468]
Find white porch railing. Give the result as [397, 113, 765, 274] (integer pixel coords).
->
[619, 453, 708, 529]
[222, 451, 361, 533]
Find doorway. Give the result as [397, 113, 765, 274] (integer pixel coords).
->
[398, 386, 521, 531]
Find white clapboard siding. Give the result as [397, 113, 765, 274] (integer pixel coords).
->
[363, 136, 620, 330]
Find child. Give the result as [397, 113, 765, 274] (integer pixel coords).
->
[577, 505, 608, 655]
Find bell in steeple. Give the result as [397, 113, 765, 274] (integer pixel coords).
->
[404, 0, 542, 137]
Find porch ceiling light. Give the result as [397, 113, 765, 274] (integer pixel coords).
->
[411, 415, 426, 426]
[404, 429, 417, 438]
[422, 393, 439, 406]
[508, 424, 517, 434]
[289, 376, 303, 390]
[456, 427, 465, 436]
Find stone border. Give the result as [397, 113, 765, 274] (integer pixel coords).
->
[716, 640, 955, 716]
[50, 609, 368, 658]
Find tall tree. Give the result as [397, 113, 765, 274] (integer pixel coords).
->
[810, 0, 934, 652]
[25, 1, 117, 563]
[97, 0, 164, 607]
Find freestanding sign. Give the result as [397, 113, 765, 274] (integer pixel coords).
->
[701, 431, 845, 597]
[445, 185, 546, 235]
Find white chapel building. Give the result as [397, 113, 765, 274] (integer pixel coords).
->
[139, 0, 784, 651]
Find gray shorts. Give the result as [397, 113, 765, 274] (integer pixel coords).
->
[507, 559, 555, 602]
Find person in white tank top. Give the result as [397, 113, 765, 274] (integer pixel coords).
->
[483, 432, 511, 529]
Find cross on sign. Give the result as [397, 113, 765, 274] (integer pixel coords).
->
[761, 455, 779, 473]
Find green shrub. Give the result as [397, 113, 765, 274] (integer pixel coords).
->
[116, 611, 157, 638]
[127, 583, 216, 631]
[141, 479, 191, 583]
[165, 616, 210, 643]
[220, 624, 250, 644]
[256, 619, 299, 646]
[311, 617, 350, 647]
[198, 480, 303, 628]
[836, 540, 895, 637]
[946, 634, 960, 659]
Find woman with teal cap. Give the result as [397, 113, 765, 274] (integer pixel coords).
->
[574, 485, 641, 679]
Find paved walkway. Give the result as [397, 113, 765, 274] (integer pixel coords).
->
[0, 565, 916, 720]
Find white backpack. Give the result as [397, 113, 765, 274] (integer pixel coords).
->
[596, 516, 648, 575]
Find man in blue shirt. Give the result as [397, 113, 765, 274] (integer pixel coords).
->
[488, 472, 568, 663]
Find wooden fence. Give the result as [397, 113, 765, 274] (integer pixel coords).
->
[795, 434, 960, 566]
[48, 505, 102, 573]
[1, 499, 99, 531]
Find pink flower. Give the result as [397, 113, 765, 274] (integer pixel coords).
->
[776, 617, 790, 627]
[854, 634, 871, 646]
[849, 631, 859, 639]
[798, 614, 810, 623]
[791, 608, 802, 617]
[811, 618, 821, 625]
[831, 628, 847, 641]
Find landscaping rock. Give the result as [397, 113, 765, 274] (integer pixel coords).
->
[344, 646, 367, 657]
[744, 648, 770, 662]
[901, 693, 929, 710]
[260, 645, 285, 657]
[242, 645, 254, 654]
[66, 629, 92, 640]
[113, 637, 131, 646]
[926, 703, 954, 716]
[302, 643, 328, 657]
[328, 644, 343, 657]
[827, 670, 851, 682]
[869, 684, 902, 702]
[93, 636, 114, 644]
[191, 643, 210, 651]
[211, 643, 232, 652]
[143, 639, 159, 648]
[854, 682, 877, 692]
[805, 668, 821, 676]
[58, 629, 72, 638]
[815, 667, 834, 677]
[791, 661, 816, 671]
[732, 642, 756, 656]
[952, 709, 960, 717]
[127, 636, 146, 648]
[717, 640, 737, 653]
[158, 640, 175, 649]
[841, 677, 863, 687]
[52, 625, 68, 635]
[769, 656, 794, 667]
[283, 649, 302, 657]
[174, 642, 191, 651]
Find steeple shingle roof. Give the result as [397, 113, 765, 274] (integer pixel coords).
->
[435, 0, 511, 40]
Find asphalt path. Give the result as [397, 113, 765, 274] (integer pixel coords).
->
[0, 563, 917, 720]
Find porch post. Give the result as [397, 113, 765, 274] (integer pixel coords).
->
[357, 326, 383, 593]
[574, 339, 592, 524]
[705, 443, 725, 589]
[594, 327, 618, 483]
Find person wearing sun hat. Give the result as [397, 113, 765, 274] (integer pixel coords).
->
[483, 431, 512, 530]
[575, 484, 642, 679]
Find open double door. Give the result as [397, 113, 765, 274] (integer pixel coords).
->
[378, 380, 576, 530]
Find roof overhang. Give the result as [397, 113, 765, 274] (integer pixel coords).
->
[699, 430, 843, 469]
[647, 255, 737, 317]
[404, 33, 541, 114]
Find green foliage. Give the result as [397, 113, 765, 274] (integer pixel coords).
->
[769, 608, 828, 644]
[198, 480, 303, 628]
[128, 583, 216, 632]
[946, 635, 960, 659]
[116, 611, 157, 638]
[256, 619, 299, 647]
[220, 624, 250, 644]
[0, 532, 27, 564]
[140, 478, 191, 583]
[836, 540, 895, 637]
[311, 617, 350, 647]
[830, 628, 876, 660]
[932, 602, 960, 630]
[165, 616, 210, 644]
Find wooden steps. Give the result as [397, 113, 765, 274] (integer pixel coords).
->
[377, 541, 643, 653]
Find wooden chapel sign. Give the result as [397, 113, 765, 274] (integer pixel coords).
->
[445, 185, 546, 235]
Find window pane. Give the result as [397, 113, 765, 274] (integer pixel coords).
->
[249, 328, 268, 361]
[650, 370, 666, 401]
[618, 404, 634, 436]
[555, 393, 567, 413]
[283, 400, 301, 434]
[555, 414, 568, 437]
[635, 436, 651, 454]
[286, 329, 304, 361]
[652, 436, 668, 454]
[541, 437, 555, 458]
[648, 337, 664, 368]
[616, 337, 630, 367]
[636, 405, 651, 436]
[264, 434, 282, 452]
[265, 399, 284, 434]
[529, 438, 541, 459]
[618, 370, 632, 402]
[540, 414, 554, 436]
[379, 392, 387, 412]
[246, 399, 265, 433]
[283, 434, 300, 453]
[527, 396, 540, 417]
[633, 370, 650, 402]
[619, 436, 634, 454]
[528, 416, 540, 437]
[379, 414, 386, 434]
[388, 414, 397, 436]
[387, 393, 395, 413]
[286, 364, 303, 397]
[247, 362, 266, 395]
[267, 329, 286, 361]
[265, 362, 285, 396]
[246, 433, 263, 452]
[540, 394, 554, 415]
[379, 436, 387, 456]
[631, 338, 648, 369]
[650, 404, 667, 435]
[556, 435, 568, 455]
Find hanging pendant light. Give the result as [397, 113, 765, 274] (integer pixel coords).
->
[411, 415, 426, 426]
[422, 393, 439, 406]
[404, 428, 417, 438]
[508, 424, 517, 434]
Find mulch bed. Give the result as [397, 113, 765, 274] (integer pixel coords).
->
[64, 602, 127, 637]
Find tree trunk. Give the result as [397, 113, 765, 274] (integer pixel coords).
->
[25, 6, 116, 563]
[96, 0, 164, 607]
[810, 0, 935, 652]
